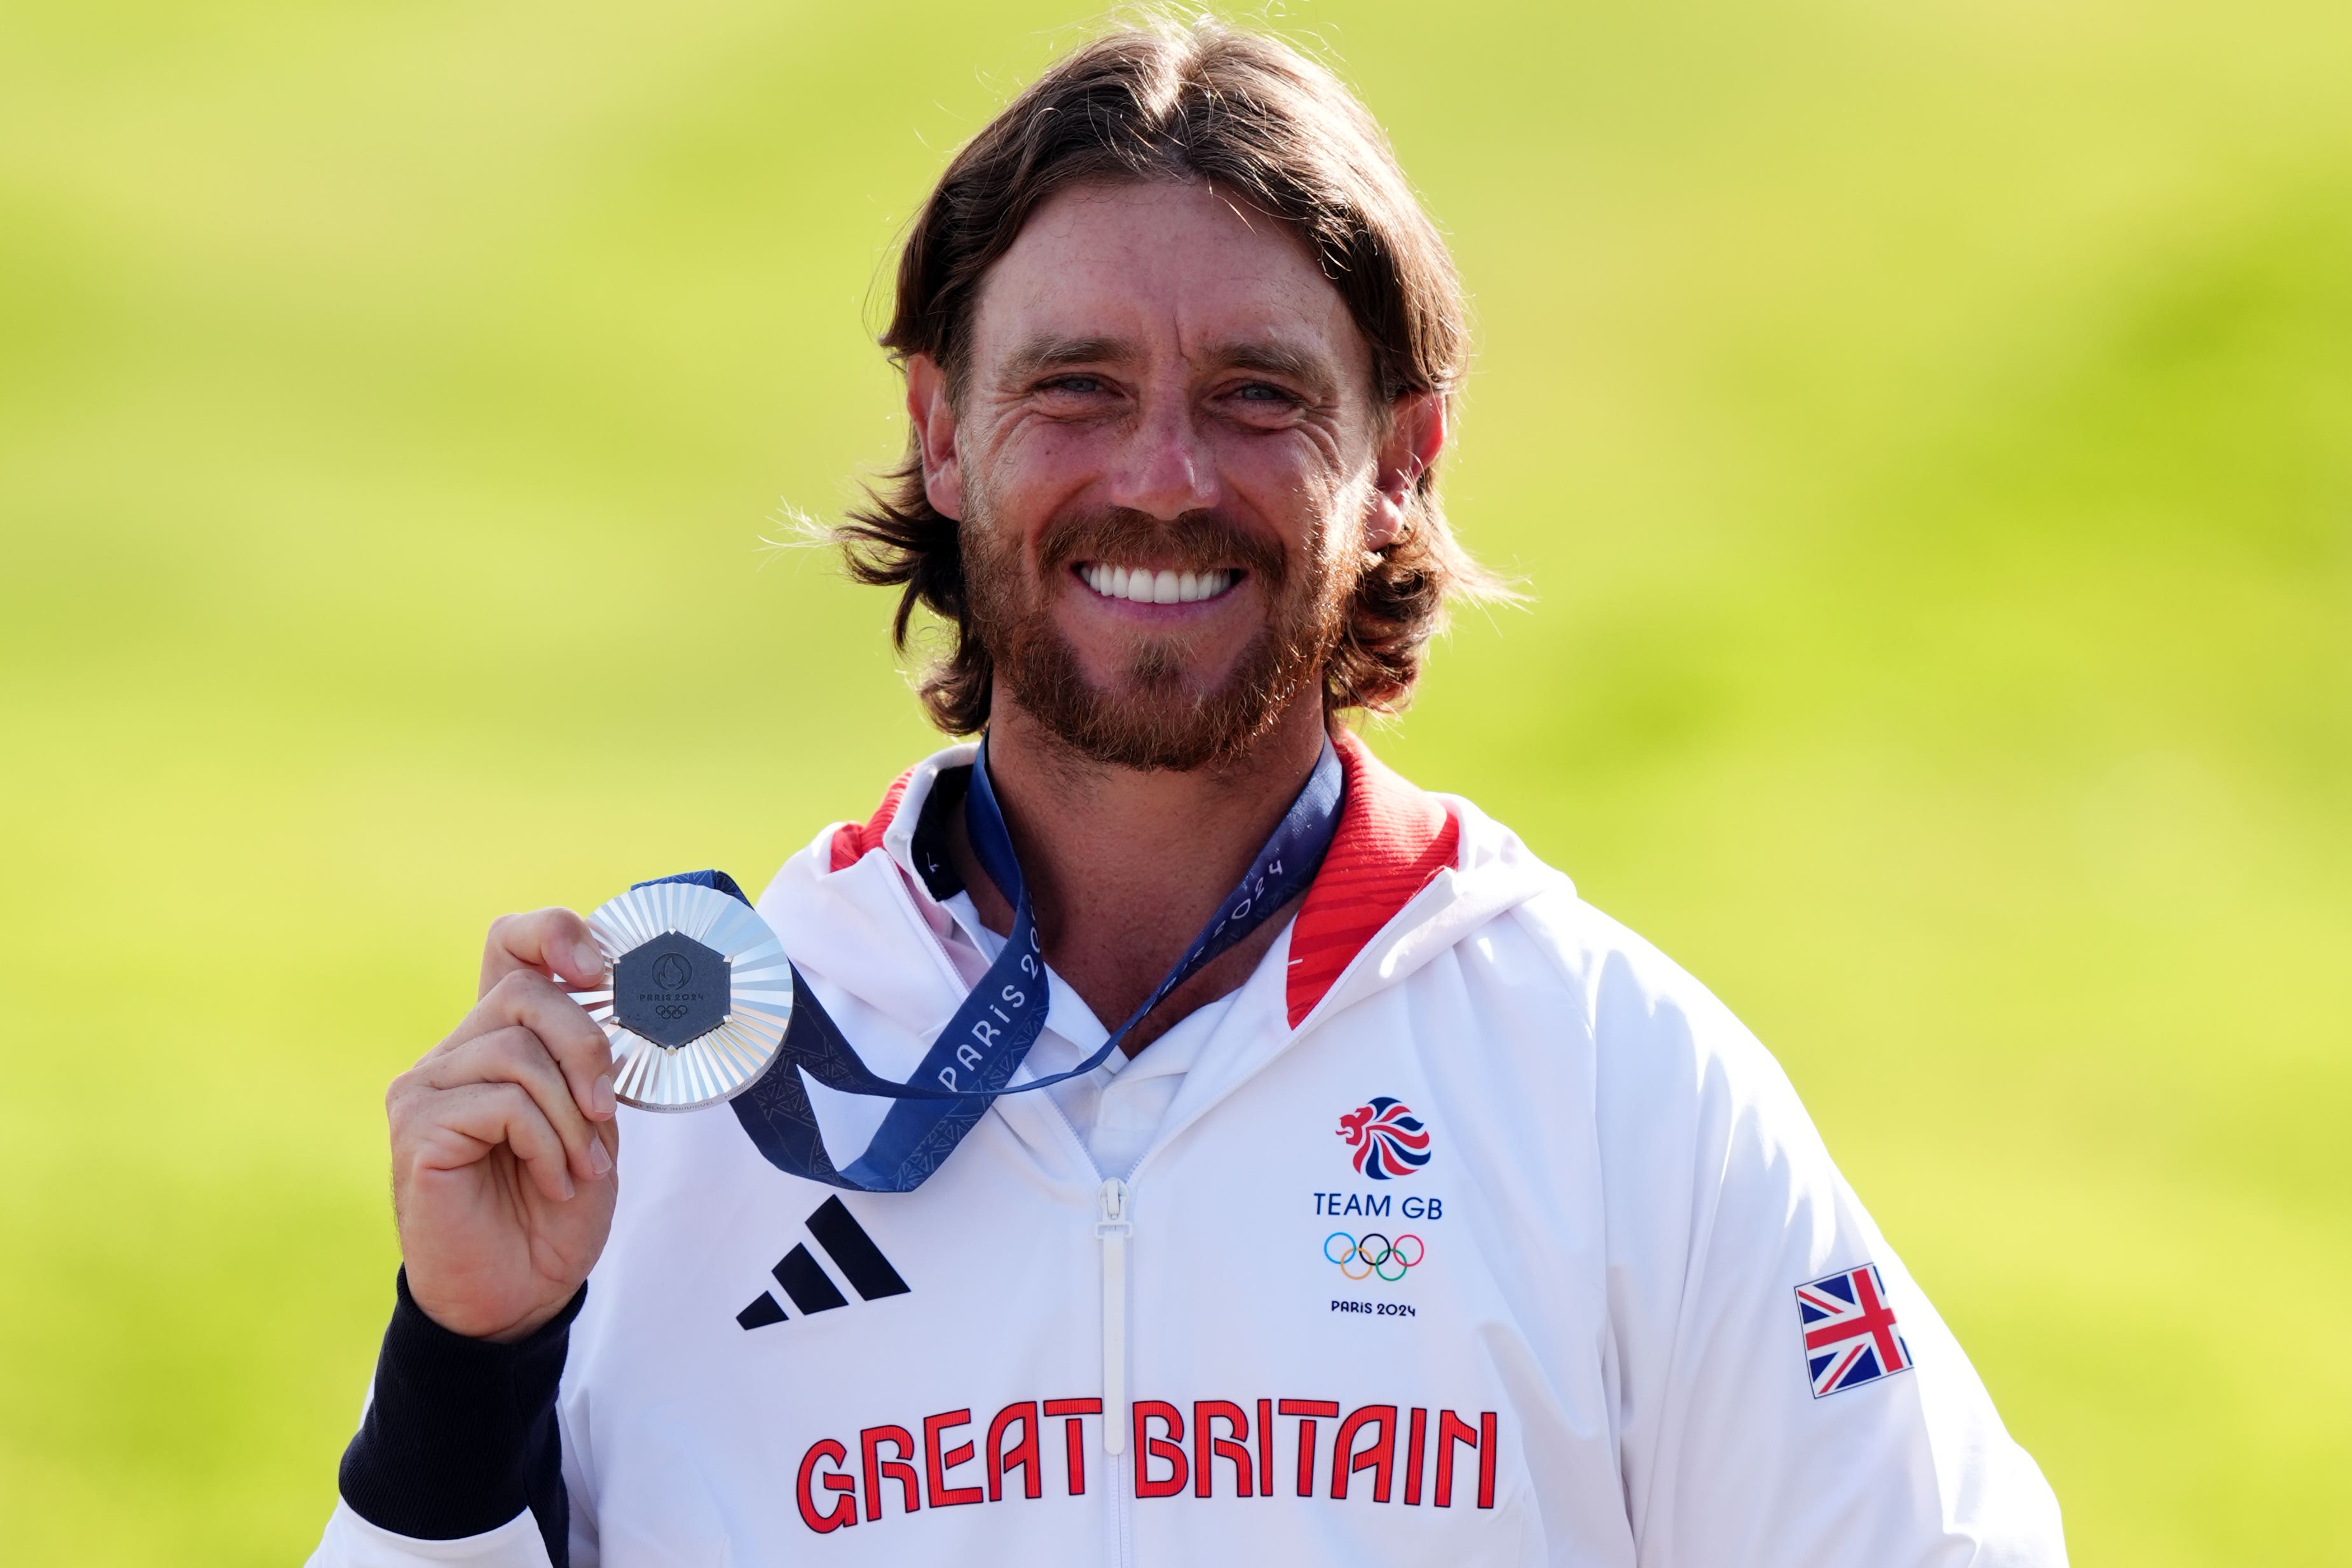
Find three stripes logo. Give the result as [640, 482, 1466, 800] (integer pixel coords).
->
[737, 1196, 910, 1330]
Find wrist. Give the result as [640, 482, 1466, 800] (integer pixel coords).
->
[482, 1302, 570, 1345]
[396, 1265, 586, 1350]
[404, 1269, 575, 1344]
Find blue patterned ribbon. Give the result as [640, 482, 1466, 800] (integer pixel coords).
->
[642, 738, 1343, 1193]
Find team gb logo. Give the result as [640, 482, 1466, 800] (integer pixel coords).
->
[1336, 1098, 1432, 1179]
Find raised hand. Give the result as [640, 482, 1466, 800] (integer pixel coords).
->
[387, 909, 620, 1342]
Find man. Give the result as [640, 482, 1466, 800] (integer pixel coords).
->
[313, 19, 2065, 1567]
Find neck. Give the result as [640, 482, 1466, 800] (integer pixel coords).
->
[954, 691, 1332, 1051]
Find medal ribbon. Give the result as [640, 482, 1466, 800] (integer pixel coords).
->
[678, 737, 1344, 1193]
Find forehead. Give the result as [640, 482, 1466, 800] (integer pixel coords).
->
[967, 179, 1369, 384]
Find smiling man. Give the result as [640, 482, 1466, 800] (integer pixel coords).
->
[312, 20, 2065, 1568]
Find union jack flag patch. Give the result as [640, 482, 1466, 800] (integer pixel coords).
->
[1795, 1264, 1911, 1398]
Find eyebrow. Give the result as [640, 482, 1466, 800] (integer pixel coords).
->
[1213, 337, 1337, 397]
[997, 333, 1135, 384]
[995, 331, 1343, 397]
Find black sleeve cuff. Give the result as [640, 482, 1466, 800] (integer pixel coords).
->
[338, 1268, 585, 1565]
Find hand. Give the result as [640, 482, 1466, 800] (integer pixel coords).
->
[388, 909, 620, 1342]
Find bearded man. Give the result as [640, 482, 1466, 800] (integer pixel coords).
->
[311, 20, 2065, 1567]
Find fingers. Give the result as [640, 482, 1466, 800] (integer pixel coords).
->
[439, 967, 617, 1125]
[420, 1025, 612, 1185]
[482, 908, 605, 998]
[401, 1081, 580, 1202]
[395, 936, 622, 1205]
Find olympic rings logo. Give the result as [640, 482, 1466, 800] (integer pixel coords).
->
[1323, 1231, 1426, 1283]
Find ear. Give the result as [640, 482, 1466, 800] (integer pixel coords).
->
[905, 354, 964, 521]
[1364, 392, 1445, 552]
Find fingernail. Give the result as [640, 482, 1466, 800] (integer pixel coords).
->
[591, 1074, 616, 1117]
[587, 1138, 613, 1176]
[559, 1172, 575, 1201]
[571, 941, 603, 979]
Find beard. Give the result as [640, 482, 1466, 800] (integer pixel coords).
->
[961, 498, 1355, 772]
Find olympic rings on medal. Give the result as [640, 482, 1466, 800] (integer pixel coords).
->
[1322, 1231, 1426, 1283]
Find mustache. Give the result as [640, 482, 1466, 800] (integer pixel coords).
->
[1033, 508, 1289, 587]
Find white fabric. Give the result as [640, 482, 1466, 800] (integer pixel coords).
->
[312, 742, 2067, 1568]
[308, 1504, 551, 1567]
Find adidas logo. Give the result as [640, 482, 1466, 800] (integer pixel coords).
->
[737, 1196, 910, 1330]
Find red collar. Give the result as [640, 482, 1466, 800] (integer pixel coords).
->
[1284, 729, 1459, 1026]
[827, 769, 916, 873]
[828, 731, 1460, 1027]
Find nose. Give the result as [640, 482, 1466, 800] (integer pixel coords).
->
[1102, 395, 1219, 520]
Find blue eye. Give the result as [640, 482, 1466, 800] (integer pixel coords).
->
[1044, 375, 1102, 394]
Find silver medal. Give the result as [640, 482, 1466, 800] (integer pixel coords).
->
[568, 881, 795, 1111]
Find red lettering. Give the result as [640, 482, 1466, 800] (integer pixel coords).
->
[1434, 1410, 1477, 1509]
[1255, 1398, 1275, 1498]
[923, 1409, 983, 1508]
[824, 1396, 1487, 1524]
[1278, 1400, 1341, 1497]
[1331, 1405, 1397, 1502]
[859, 1425, 920, 1521]
[1193, 1400, 1254, 1498]
[796, 1439, 858, 1533]
[1133, 1400, 1189, 1499]
[986, 1401, 1041, 1502]
[1043, 1398, 1102, 1496]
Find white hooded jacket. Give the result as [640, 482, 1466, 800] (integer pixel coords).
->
[311, 733, 2066, 1567]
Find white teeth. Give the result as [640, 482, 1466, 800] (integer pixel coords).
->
[1081, 564, 1235, 603]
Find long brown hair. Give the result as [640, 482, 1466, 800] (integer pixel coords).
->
[836, 15, 1507, 735]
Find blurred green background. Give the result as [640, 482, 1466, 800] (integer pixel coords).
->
[3, 1, 2346, 1560]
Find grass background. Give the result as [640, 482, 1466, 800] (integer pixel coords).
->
[3, 1, 2347, 1560]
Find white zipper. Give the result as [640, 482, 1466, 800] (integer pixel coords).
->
[1096, 1175, 1131, 1456]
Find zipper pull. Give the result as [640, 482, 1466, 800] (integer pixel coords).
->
[1096, 1176, 1130, 1456]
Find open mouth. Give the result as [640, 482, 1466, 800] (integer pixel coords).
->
[1076, 562, 1240, 605]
